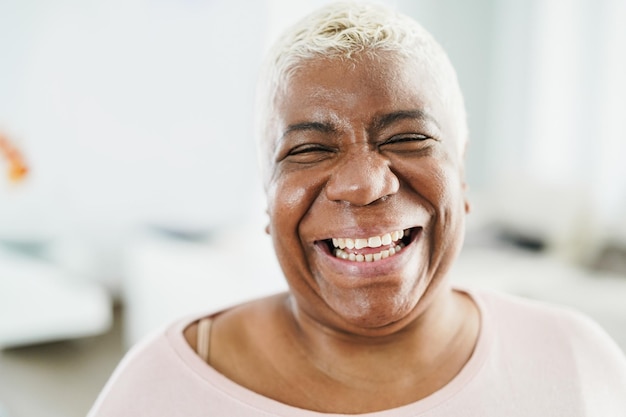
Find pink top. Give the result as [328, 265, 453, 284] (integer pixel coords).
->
[88, 288, 626, 416]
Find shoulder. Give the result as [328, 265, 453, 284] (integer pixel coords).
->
[476, 287, 616, 340]
[208, 293, 292, 366]
[87, 313, 211, 417]
[88, 295, 290, 417]
[475, 288, 618, 345]
[475, 288, 626, 390]
[182, 293, 289, 365]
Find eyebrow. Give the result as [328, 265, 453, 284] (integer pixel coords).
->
[371, 109, 440, 132]
[278, 109, 439, 143]
[280, 121, 336, 140]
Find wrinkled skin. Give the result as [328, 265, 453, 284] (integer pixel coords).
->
[265, 52, 470, 336]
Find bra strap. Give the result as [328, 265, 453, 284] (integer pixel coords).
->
[196, 317, 213, 363]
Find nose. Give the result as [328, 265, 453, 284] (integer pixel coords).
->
[325, 149, 400, 206]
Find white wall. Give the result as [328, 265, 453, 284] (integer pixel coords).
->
[0, 0, 271, 287]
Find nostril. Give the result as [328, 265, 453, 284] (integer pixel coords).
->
[325, 160, 399, 206]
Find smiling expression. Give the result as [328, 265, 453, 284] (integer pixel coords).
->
[264, 52, 468, 334]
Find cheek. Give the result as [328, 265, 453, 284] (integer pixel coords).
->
[267, 178, 307, 216]
[392, 156, 461, 209]
[393, 155, 466, 243]
[266, 170, 324, 236]
[423, 162, 465, 227]
[425, 162, 467, 267]
[266, 172, 326, 295]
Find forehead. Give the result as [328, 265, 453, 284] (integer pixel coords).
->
[274, 53, 448, 134]
[293, 54, 427, 94]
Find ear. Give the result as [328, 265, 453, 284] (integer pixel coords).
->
[463, 182, 471, 214]
[458, 139, 471, 214]
[265, 208, 271, 235]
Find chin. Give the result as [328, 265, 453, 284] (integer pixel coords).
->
[322, 282, 427, 330]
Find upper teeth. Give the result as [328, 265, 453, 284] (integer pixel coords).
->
[331, 230, 407, 250]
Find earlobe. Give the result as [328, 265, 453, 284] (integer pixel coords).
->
[265, 224, 271, 235]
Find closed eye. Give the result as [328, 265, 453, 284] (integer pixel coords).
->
[283, 143, 336, 164]
[379, 134, 434, 152]
[382, 134, 429, 145]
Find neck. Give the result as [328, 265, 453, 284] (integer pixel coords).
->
[283, 285, 478, 383]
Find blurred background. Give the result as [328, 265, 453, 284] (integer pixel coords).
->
[1, 0, 625, 416]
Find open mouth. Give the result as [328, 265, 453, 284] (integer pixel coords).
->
[320, 227, 420, 263]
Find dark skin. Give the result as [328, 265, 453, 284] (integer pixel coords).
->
[185, 53, 479, 414]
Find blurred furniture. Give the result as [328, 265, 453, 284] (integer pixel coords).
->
[123, 224, 287, 347]
[0, 246, 112, 349]
[452, 246, 626, 351]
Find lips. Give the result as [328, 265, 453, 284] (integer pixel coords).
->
[320, 228, 419, 263]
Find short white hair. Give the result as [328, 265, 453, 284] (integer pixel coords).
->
[256, 1, 468, 182]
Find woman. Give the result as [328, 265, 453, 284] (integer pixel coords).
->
[89, 3, 626, 416]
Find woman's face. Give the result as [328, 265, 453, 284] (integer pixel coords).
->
[265, 53, 468, 334]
